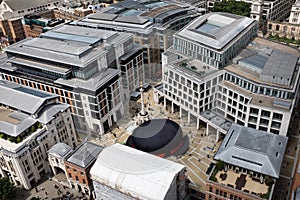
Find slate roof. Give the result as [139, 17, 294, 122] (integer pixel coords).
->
[66, 142, 103, 168]
[215, 124, 288, 178]
[0, 80, 55, 115]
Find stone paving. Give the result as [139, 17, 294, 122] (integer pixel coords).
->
[90, 87, 219, 193]
[15, 84, 219, 199]
[15, 173, 89, 200]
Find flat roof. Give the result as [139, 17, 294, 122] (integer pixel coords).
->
[226, 37, 300, 89]
[176, 12, 256, 50]
[215, 124, 288, 178]
[261, 49, 298, 79]
[4, 25, 131, 68]
[55, 67, 119, 92]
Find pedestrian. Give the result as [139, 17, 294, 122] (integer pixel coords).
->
[35, 187, 38, 193]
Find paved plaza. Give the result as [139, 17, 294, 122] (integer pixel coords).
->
[90, 86, 219, 193]
[15, 83, 221, 198]
[15, 173, 89, 200]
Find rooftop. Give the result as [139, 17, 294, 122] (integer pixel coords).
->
[90, 143, 185, 200]
[229, 37, 300, 88]
[66, 142, 103, 168]
[215, 124, 288, 178]
[4, 25, 131, 67]
[2, 0, 58, 11]
[175, 12, 257, 50]
[73, 0, 200, 32]
[48, 143, 73, 159]
[0, 80, 55, 115]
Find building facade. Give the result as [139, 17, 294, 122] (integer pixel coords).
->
[64, 142, 103, 196]
[0, 17, 25, 43]
[289, 0, 300, 24]
[0, 25, 144, 134]
[267, 20, 300, 41]
[154, 13, 300, 140]
[0, 80, 78, 189]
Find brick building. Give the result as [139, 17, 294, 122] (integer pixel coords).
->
[64, 142, 103, 196]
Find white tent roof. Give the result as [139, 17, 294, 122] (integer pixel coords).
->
[90, 143, 185, 200]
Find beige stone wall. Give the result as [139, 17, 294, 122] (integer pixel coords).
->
[267, 21, 300, 40]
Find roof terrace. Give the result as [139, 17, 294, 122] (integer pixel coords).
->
[172, 58, 218, 79]
[209, 164, 273, 199]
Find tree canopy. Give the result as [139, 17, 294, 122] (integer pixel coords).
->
[211, 0, 251, 17]
[0, 177, 15, 200]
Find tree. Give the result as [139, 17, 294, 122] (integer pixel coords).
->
[0, 177, 15, 200]
[211, 0, 251, 17]
[216, 160, 225, 170]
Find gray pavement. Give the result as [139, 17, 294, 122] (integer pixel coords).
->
[15, 173, 89, 200]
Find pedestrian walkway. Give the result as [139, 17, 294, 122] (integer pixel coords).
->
[89, 87, 218, 193]
[15, 173, 89, 200]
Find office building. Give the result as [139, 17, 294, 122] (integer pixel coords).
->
[90, 143, 187, 200]
[0, 25, 144, 134]
[154, 13, 300, 139]
[0, 80, 77, 189]
[206, 124, 287, 200]
[71, 0, 204, 78]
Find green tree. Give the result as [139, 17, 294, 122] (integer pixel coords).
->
[0, 177, 15, 200]
[216, 160, 225, 170]
[30, 126, 36, 133]
[211, 0, 251, 17]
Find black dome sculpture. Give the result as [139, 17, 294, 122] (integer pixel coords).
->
[126, 119, 189, 158]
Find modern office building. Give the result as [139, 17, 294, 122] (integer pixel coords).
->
[0, 25, 144, 134]
[71, 0, 204, 79]
[172, 12, 258, 69]
[207, 0, 294, 21]
[90, 143, 187, 200]
[0, 80, 77, 189]
[206, 124, 287, 200]
[154, 13, 300, 139]
[64, 142, 103, 196]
